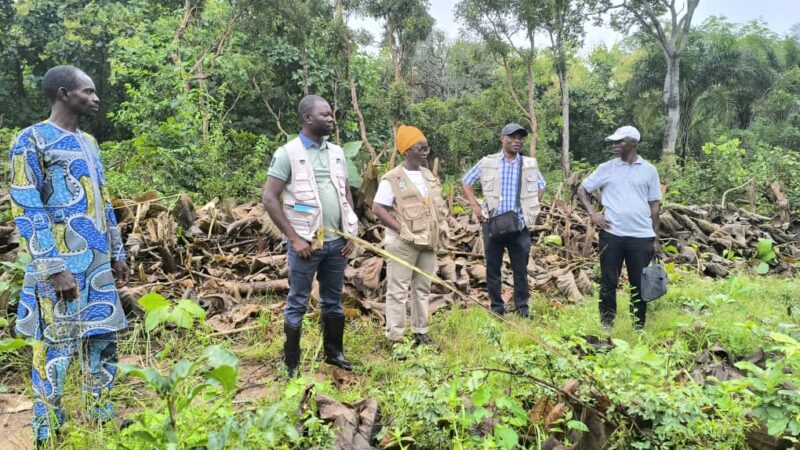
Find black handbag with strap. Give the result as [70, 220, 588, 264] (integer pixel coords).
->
[485, 157, 524, 240]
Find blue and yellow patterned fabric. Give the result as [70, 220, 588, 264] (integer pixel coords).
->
[30, 333, 118, 440]
[9, 121, 128, 341]
[10, 121, 128, 441]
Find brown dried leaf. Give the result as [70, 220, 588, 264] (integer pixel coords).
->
[556, 271, 583, 303]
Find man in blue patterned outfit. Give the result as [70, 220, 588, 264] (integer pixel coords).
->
[9, 65, 130, 447]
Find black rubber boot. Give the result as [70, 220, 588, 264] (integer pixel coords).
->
[284, 322, 302, 378]
[322, 316, 353, 371]
[412, 333, 433, 346]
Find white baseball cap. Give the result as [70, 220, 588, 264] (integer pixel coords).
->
[605, 126, 641, 142]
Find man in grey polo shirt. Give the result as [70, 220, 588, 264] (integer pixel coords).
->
[577, 126, 661, 330]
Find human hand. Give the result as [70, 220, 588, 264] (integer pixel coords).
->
[52, 270, 79, 300]
[342, 240, 356, 257]
[291, 237, 312, 260]
[590, 213, 612, 230]
[113, 260, 131, 286]
[653, 240, 661, 257]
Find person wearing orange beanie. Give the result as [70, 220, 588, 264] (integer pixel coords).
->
[395, 125, 426, 156]
[373, 125, 446, 359]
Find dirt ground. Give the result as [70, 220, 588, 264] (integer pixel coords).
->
[1, 393, 34, 450]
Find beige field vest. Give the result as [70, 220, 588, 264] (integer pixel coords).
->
[281, 137, 359, 242]
[479, 153, 541, 228]
[382, 165, 445, 250]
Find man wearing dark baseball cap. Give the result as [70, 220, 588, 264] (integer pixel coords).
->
[462, 123, 546, 318]
[577, 126, 661, 330]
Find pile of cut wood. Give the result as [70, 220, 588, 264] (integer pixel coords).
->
[658, 203, 799, 277]
[0, 190, 797, 330]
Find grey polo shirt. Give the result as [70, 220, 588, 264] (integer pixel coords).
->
[581, 156, 661, 238]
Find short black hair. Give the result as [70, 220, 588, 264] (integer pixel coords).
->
[42, 65, 84, 105]
[297, 95, 327, 120]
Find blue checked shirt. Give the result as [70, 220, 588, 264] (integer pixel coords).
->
[462, 154, 546, 224]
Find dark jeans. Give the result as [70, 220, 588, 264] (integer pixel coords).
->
[483, 224, 531, 316]
[598, 230, 654, 328]
[285, 238, 348, 327]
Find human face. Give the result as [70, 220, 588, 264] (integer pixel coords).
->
[612, 138, 637, 159]
[405, 139, 430, 167]
[62, 72, 100, 118]
[305, 101, 334, 137]
[501, 132, 525, 155]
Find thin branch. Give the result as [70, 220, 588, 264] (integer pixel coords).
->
[251, 77, 287, 137]
[677, 0, 699, 52]
[501, 55, 531, 120]
[463, 367, 665, 449]
[721, 177, 755, 207]
[220, 89, 243, 124]
[637, 1, 670, 51]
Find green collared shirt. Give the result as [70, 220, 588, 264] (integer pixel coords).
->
[268, 133, 343, 241]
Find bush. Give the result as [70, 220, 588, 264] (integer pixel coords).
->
[667, 137, 800, 214]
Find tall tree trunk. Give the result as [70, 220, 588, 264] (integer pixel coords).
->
[389, 26, 401, 167]
[662, 55, 680, 165]
[678, 103, 694, 163]
[336, 0, 377, 160]
[301, 45, 309, 96]
[526, 62, 538, 156]
[348, 74, 377, 160]
[558, 62, 570, 177]
[391, 28, 402, 84]
[331, 77, 340, 144]
[526, 35, 538, 156]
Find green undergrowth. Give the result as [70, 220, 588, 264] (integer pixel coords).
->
[10, 270, 800, 449]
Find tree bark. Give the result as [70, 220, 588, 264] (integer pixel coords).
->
[389, 25, 401, 167]
[559, 66, 570, 178]
[526, 34, 538, 156]
[331, 77, 341, 144]
[336, 0, 377, 160]
[627, 0, 699, 168]
[348, 74, 377, 160]
[301, 45, 309, 96]
[662, 55, 680, 165]
[770, 181, 790, 223]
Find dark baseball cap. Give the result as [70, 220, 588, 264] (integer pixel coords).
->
[501, 123, 528, 137]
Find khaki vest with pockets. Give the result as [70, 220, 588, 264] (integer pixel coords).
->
[382, 165, 446, 250]
[479, 153, 541, 228]
[281, 138, 359, 242]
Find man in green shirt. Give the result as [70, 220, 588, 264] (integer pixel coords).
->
[262, 95, 358, 378]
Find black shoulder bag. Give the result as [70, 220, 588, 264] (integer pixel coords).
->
[485, 157, 524, 240]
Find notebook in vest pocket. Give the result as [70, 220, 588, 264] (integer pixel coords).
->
[292, 203, 318, 213]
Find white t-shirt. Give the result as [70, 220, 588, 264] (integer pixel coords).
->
[374, 168, 428, 206]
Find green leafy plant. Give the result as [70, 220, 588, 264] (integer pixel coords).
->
[0, 252, 31, 313]
[733, 332, 800, 438]
[342, 140, 364, 189]
[117, 345, 239, 449]
[137, 292, 206, 333]
[543, 234, 564, 247]
[755, 239, 778, 275]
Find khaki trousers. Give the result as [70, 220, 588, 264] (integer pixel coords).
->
[384, 235, 435, 341]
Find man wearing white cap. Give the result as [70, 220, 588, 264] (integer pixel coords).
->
[577, 126, 661, 330]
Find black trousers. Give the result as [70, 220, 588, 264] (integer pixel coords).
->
[598, 230, 654, 328]
[483, 224, 531, 316]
